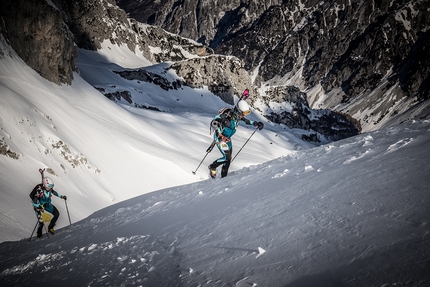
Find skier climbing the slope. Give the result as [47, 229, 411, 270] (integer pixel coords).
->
[30, 177, 67, 238]
[208, 99, 264, 178]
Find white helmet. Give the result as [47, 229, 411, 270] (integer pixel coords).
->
[237, 100, 250, 115]
[43, 177, 54, 189]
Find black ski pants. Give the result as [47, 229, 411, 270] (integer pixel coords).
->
[209, 147, 232, 178]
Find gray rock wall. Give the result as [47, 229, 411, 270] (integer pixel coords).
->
[0, 0, 77, 85]
[170, 56, 253, 105]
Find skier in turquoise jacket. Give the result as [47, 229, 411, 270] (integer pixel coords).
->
[30, 177, 67, 238]
[209, 100, 264, 178]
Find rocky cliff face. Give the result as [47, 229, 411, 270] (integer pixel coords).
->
[0, 0, 253, 103]
[0, 0, 77, 85]
[262, 86, 360, 141]
[170, 56, 253, 105]
[0, 0, 214, 85]
[54, 0, 214, 63]
[116, 0, 430, 132]
[115, 0, 278, 49]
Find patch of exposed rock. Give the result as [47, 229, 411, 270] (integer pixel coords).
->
[0, 0, 77, 85]
[263, 86, 360, 141]
[170, 56, 254, 105]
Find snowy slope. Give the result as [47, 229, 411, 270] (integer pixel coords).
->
[0, 38, 311, 242]
[0, 120, 429, 286]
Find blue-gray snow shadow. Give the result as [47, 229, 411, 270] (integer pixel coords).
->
[283, 234, 430, 287]
[284, 273, 346, 287]
[69, 177, 252, 246]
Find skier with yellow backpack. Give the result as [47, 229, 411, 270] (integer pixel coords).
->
[30, 174, 67, 238]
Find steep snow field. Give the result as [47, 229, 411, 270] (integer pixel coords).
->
[0, 120, 429, 286]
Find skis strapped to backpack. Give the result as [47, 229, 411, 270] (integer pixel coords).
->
[29, 168, 45, 200]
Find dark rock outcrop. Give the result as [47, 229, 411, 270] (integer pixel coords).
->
[56, 0, 213, 63]
[0, 0, 213, 85]
[170, 56, 253, 105]
[263, 86, 360, 141]
[114, 69, 186, 91]
[0, 0, 77, 85]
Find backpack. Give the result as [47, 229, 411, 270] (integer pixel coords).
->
[29, 184, 43, 201]
[210, 107, 235, 134]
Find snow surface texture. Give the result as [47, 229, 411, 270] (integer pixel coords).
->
[1, 38, 429, 286]
[0, 120, 429, 286]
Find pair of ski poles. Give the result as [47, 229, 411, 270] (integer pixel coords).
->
[38, 168, 72, 224]
[29, 199, 71, 242]
[192, 126, 259, 175]
[28, 194, 72, 241]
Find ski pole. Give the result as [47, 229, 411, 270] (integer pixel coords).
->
[192, 141, 216, 174]
[28, 219, 39, 242]
[64, 199, 72, 225]
[231, 127, 258, 163]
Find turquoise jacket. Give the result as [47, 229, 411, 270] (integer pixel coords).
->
[30, 184, 63, 214]
[213, 111, 255, 140]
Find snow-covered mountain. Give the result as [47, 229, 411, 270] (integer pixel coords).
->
[1, 0, 362, 142]
[117, 0, 430, 132]
[0, 1, 429, 285]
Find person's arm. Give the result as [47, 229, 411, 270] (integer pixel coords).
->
[241, 117, 253, 125]
[242, 117, 264, 130]
[52, 189, 66, 199]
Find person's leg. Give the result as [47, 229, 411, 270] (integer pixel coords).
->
[209, 144, 228, 171]
[221, 147, 233, 178]
[37, 222, 43, 238]
[48, 205, 60, 230]
[34, 209, 43, 238]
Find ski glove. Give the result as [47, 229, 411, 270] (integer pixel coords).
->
[61, 195, 67, 200]
[254, 121, 264, 130]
